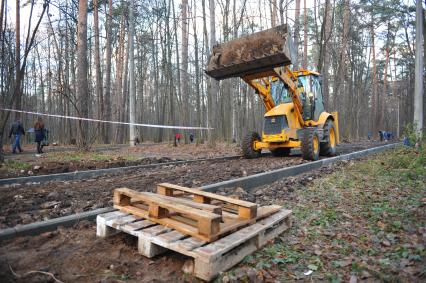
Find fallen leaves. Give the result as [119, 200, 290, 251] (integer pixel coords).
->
[334, 259, 352, 267]
[377, 221, 386, 229]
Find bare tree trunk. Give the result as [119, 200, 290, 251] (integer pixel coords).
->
[15, 0, 20, 118]
[271, 0, 277, 27]
[208, 0, 218, 146]
[76, 0, 89, 149]
[103, 0, 113, 144]
[371, 25, 378, 138]
[129, 0, 136, 146]
[193, 0, 202, 143]
[333, 0, 349, 111]
[171, 0, 180, 142]
[321, 0, 333, 109]
[0, 0, 5, 41]
[202, 0, 209, 142]
[93, 0, 103, 142]
[382, 47, 389, 129]
[303, 0, 307, 68]
[181, 0, 189, 143]
[279, 0, 285, 25]
[293, 0, 300, 69]
[36, 46, 45, 112]
[414, 0, 424, 138]
[119, 34, 130, 143]
[114, 10, 126, 143]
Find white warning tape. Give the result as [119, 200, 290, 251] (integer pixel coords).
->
[0, 108, 213, 130]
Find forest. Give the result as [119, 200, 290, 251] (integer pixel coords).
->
[0, 1, 425, 282]
[0, 0, 425, 156]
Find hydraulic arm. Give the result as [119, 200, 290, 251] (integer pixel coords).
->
[241, 66, 305, 126]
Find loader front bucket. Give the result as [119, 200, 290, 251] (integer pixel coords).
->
[205, 24, 296, 80]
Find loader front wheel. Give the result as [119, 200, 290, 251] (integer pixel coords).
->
[270, 147, 291, 157]
[301, 128, 320, 161]
[242, 132, 262, 159]
[320, 120, 337, 156]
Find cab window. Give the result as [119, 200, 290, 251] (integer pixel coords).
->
[270, 79, 292, 104]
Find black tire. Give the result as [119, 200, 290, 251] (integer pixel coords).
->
[301, 128, 320, 161]
[270, 147, 291, 157]
[242, 132, 262, 159]
[320, 120, 337, 156]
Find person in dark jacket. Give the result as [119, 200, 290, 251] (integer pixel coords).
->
[34, 117, 45, 154]
[8, 118, 25, 154]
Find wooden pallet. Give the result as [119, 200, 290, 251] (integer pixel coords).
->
[97, 208, 292, 281]
[113, 185, 280, 242]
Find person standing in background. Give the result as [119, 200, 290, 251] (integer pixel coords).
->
[34, 117, 46, 154]
[8, 118, 25, 154]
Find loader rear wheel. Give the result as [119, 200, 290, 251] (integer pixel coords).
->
[301, 128, 320, 161]
[320, 120, 337, 156]
[270, 147, 291, 157]
[242, 132, 262, 159]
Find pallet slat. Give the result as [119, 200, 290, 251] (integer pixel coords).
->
[122, 220, 156, 233]
[144, 192, 222, 214]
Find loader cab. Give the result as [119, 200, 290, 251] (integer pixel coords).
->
[270, 72, 325, 122]
[296, 73, 325, 121]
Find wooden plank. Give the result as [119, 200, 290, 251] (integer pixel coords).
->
[113, 188, 131, 206]
[97, 210, 127, 221]
[157, 183, 255, 207]
[156, 230, 187, 243]
[147, 192, 222, 214]
[140, 225, 172, 237]
[170, 215, 198, 227]
[170, 237, 207, 253]
[96, 211, 127, 238]
[106, 214, 140, 228]
[148, 204, 169, 218]
[217, 205, 281, 235]
[114, 188, 222, 222]
[115, 204, 214, 242]
[121, 220, 156, 234]
[238, 206, 257, 219]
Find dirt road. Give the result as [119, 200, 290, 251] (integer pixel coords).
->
[1, 142, 240, 178]
[0, 142, 389, 229]
[1, 145, 420, 283]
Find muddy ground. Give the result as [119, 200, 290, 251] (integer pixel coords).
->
[0, 145, 422, 283]
[0, 142, 387, 228]
[0, 165, 331, 283]
[1, 143, 240, 178]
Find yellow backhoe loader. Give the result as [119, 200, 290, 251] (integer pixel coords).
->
[205, 24, 339, 161]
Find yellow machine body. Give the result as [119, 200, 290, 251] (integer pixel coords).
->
[204, 24, 339, 160]
[243, 68, 340, 153]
